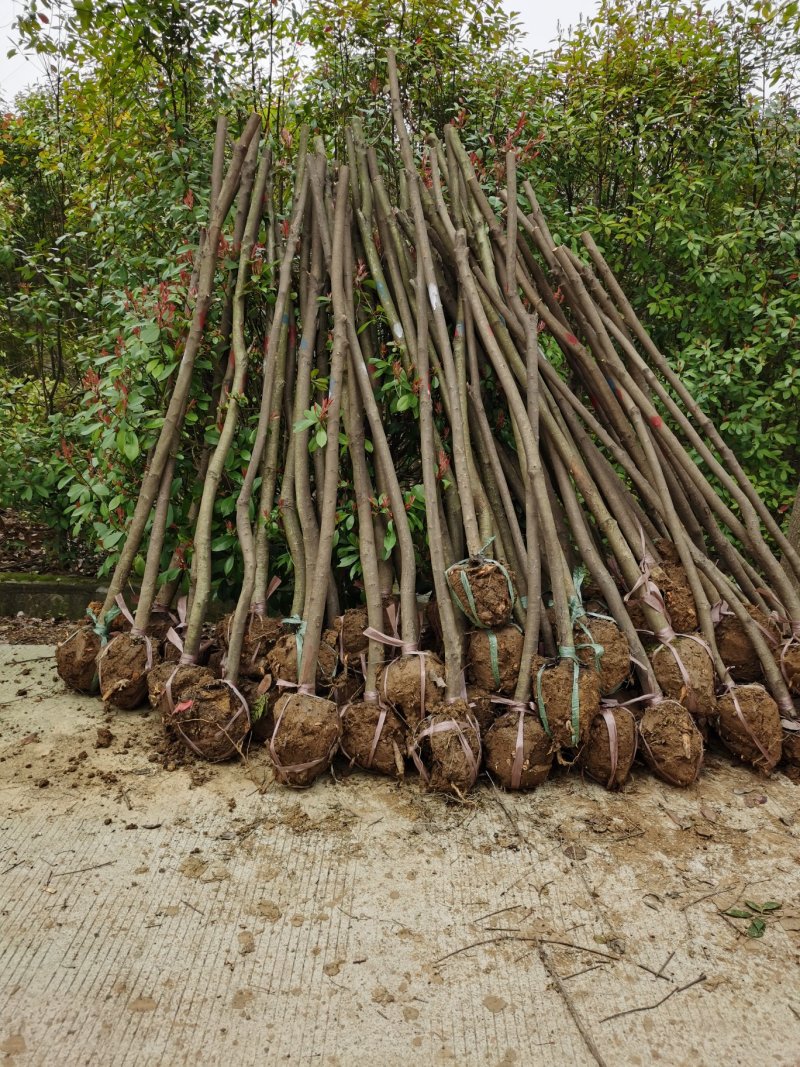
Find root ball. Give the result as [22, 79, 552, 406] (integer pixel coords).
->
[467, 626, 523, 695]
[484, 710, 552, 790]
[715, 685, 782, 774]
[341, 700, 407, 777]
[446, 558, 516, 629]
[269, 692, 341, 788]
[638, 701, 703, 787]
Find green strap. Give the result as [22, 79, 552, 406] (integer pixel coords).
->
[487, 631, 501, 689]
[535, 661, 551, 737]
[282, 615, 307, 665]
[558, 645, 582, 748]
[86, 605, 121, 647]
[445, 553, 517, 628]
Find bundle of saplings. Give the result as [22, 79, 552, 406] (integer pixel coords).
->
[56, 49, 798, 797]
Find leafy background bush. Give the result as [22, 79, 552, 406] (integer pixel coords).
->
[1, 0, 798, 592]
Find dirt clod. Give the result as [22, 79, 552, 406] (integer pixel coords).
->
[484, 710, 552, 790]
[468, 626, 522, 695]
[652, 636, 715, 716]
[575, 617, 631, 696]
[638, 701, 704, 787]
[446, 559, 517, 629]
[380, 652, 446, 729]
[533, 658, 599, 750]
[412, 700, 481, 796]
[98, 632, 161, 710]
[55, 626, 101, 694]
[715, 684, 782, 774]
[269, 692, 341, 788]
[578, 707, 637, 789]
[341, 700, 407, 777]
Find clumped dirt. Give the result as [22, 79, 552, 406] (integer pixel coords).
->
[533, 658, 599, 750]
[782, 730, 800, 774]
[266, 632, 338, 689]
[153, 664, 215, 719]
[467, 626, 522, 695]
[578, 707, 637, 790]
[215, 612, 285, 677]
[778, 639, 800, 695]
[446, 559, 517, 629]
[98, 632, 160, 710]
[652, 636, 715, 716]
[484, 709, 552, 790]
[333, 608, 369, 664]
[167, 678, 250, 762]
[715, 606, 778, 683]
[466, 686, 495, 737]
[638, 701, 704, 787]
[329, 670, 365, 709]
[380, 651, 446, 729]
[413, 700, 481, 796]
[575, 617, 630, 696]
[55, 625, 101, 693]
[269, 692, 341, 788]
[341, 700, 407, 777]
[656, 558, 698, 633]
[715, 685, 782, 774]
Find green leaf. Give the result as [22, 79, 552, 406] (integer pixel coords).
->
[724, 908, 752, 919]
[315, 427, 327, 449]
[140, 323, 160, 344]
[746, 918, 766, 939]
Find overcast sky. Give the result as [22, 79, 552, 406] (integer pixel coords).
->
[1, 0, 593, 102]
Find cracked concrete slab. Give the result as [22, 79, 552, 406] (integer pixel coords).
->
[1, 644, 799, 1065]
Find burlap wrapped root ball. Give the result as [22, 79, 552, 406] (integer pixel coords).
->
[652, 636, 715, 716]
[158, 665, 250, 761]
[266, 631, 338, 691]
[638, 701, 704, 787]
[98, 631, 161, 710]
[484, 709, 553, 790]
[467, 625, 522, 695]
[575, 617, 631, 695]
[341, 700, 407, 777]
[56, 626, 101, 694]
[715, 684, 782, 774]
[269, 691, 341, 788]
[379, 651, 446, 729]
[578, 707, 637, 790]
[446, 558, 517, 629]
[412, 701, 481, 796]
[715, 605, 778, 683]
[533, 658, 600, 751]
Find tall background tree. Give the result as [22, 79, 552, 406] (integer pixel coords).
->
[1, 0, 799, 581]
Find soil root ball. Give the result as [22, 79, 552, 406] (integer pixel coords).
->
[446, 558, 517, 629]
[715, 684, 782, 774]
[266, 632, 338, 690]
[716, 605, 777, 683]
[468, 626, 522, 695]
[86, 601, 128, 634]
[578, 707, 637, 790]
[652, 636, 715, 716]
[215, 612, 284, 677]
[165, 677, 250, 762]
[638, 700, 703, 787]
[655, 558, 698, 633]
[533, 658, 599, 751]
[152, 663, 215, 717]
[778, 639, 800, 695]
[782, 730, 800, 781]
[411, 700, 482, 796]
[333, 608, 370, 663]
[269, 692, 341, 788]
[466, 686, 495, 737]
[380, 651, 446, 729]
[56, 626, 101, 694]
[98, 631, 161, 710]
[484, 709, 552, 790]
[575, 617, 631, 695]
[330, 670, 365, 709]
[341, 700, 407, 777]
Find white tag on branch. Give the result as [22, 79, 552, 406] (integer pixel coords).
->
[428, 283, 440, 313]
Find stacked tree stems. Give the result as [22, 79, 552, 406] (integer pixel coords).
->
[56, 61, 800, 794]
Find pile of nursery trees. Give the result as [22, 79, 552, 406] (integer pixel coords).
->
[55, 52, 800, 796]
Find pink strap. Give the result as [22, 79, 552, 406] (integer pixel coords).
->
[269, 698, 339, 782]
[410, 712, 480, 789]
